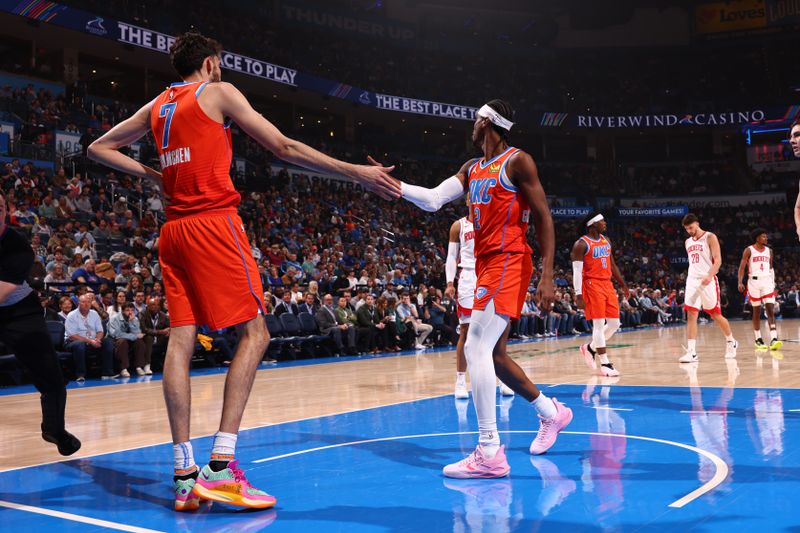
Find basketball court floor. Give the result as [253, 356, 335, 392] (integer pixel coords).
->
[1, 319, 799, 532]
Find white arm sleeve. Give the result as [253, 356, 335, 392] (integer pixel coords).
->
[572, 261, 584, 295]
[401, 176, 465, 212]
[445, 241, 460, 284]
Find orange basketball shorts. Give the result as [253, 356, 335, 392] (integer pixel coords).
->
[582, 278, 619, 321]
[473, 252, 533, 320]
[159, 209, 265, 330]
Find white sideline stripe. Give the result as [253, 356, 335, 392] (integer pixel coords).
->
[592, 406, 633, 411]
[546, 379, 588, 388]
[252, 429, 728, 508]
[787, 409, 800, 412]
[680, 410, 734, 414]
[0, 392, 451, 474]
[0, 499, 164, 533]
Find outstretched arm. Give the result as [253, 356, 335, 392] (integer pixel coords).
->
[211, 83, 400, 200]
[87, 98, 163, 188]
[368, 156, 471, 212]
[509, 152, 555, 308]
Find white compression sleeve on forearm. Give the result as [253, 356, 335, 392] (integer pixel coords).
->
[446, 242, 460, 283]
[572, 261, 584, 295]
[400, 176, 464, 212]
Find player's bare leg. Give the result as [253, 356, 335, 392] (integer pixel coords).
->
[752, 302, 767, 349]
[765, 303, 782, 350]
[491, 324, 539, 401]
[192, 315, 276, 510]
[219, 316, 271, 434]
[709, 312, 738, 359]
[679, 309, 699, 363]
[489, 322, 573, 455]
[455, 324, 469, 399]
[163, 325, 199, 444]
[162, 325, 204, 511]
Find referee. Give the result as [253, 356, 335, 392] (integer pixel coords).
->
[0, 192, 80, 455]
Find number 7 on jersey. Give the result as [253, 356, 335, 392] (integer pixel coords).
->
[158, 102, 177, 149]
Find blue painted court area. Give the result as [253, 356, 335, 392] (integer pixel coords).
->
[1, 383, 799, 532]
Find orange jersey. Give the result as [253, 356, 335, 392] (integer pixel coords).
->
[150, 81, 240, 220]
[580, 234, 612, 281]
[466, 147, 532, 259]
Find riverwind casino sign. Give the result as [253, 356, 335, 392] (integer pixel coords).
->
[537, 108, 793, 129]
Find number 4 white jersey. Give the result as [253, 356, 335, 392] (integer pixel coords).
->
[685, 231, 715, 279]
[748, 245, 773, 278]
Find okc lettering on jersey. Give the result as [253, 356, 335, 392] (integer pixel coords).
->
[592, 245, 610, 259]
[159, 146, 191, 169]
[468, 178, 497, 205]
[687, 244, 704, 253]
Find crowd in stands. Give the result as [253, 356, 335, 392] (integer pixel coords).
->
[4, 128, 799, 382]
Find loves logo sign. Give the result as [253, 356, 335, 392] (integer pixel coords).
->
[695, 0, 767, 34]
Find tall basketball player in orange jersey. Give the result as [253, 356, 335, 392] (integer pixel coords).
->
[737, 228, 782, 350]
[88, 32, 399, 510]
[374, 99, 572, 478]
[571, 211, 628, 377]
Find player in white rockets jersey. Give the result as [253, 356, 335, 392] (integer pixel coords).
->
[446, 209, 476, 399]
[446, 203, 514, 399]
[737, 228, 783, 351]
[679, 213, 737, 363]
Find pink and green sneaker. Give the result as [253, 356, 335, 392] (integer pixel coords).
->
[174, 471, 201, 512]
[192, 460, 277, 509]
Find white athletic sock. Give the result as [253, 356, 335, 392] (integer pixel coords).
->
[754, 330, 762, 341]
[770, 327, 778, 341]
[173, 441, 196, 472]
[456, 372, 466, 385]
[597, 352, 610, 365]
[532, 392, 557, 419]
[464, 301, 507, 457]
[687, 339, 696, 353]
[725, 335, 735, 343]
[211, 431, 238, 458]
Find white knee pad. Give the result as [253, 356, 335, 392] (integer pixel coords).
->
[592, 319, 606, 349]
[604, 318, 621, 341]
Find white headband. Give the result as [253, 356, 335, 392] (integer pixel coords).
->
[586, 214, 604, 227]
[477, 104, 514, 131]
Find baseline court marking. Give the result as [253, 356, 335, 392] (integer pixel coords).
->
[0, 499, 165, 533]
[0, 392, 451, 474]
[252, 429, 728, 508]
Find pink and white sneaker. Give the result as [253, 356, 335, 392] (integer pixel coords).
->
[599, 362, 620, 377]
[443, 445, 510, 479]
[579, 344, 597, 370]
[530, 398, 573, 455]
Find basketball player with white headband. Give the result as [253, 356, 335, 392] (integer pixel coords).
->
[571, 211, 628, 377]
[371, 99, 572, 479]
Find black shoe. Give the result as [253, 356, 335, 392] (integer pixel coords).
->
[42, 427, 82, 456]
